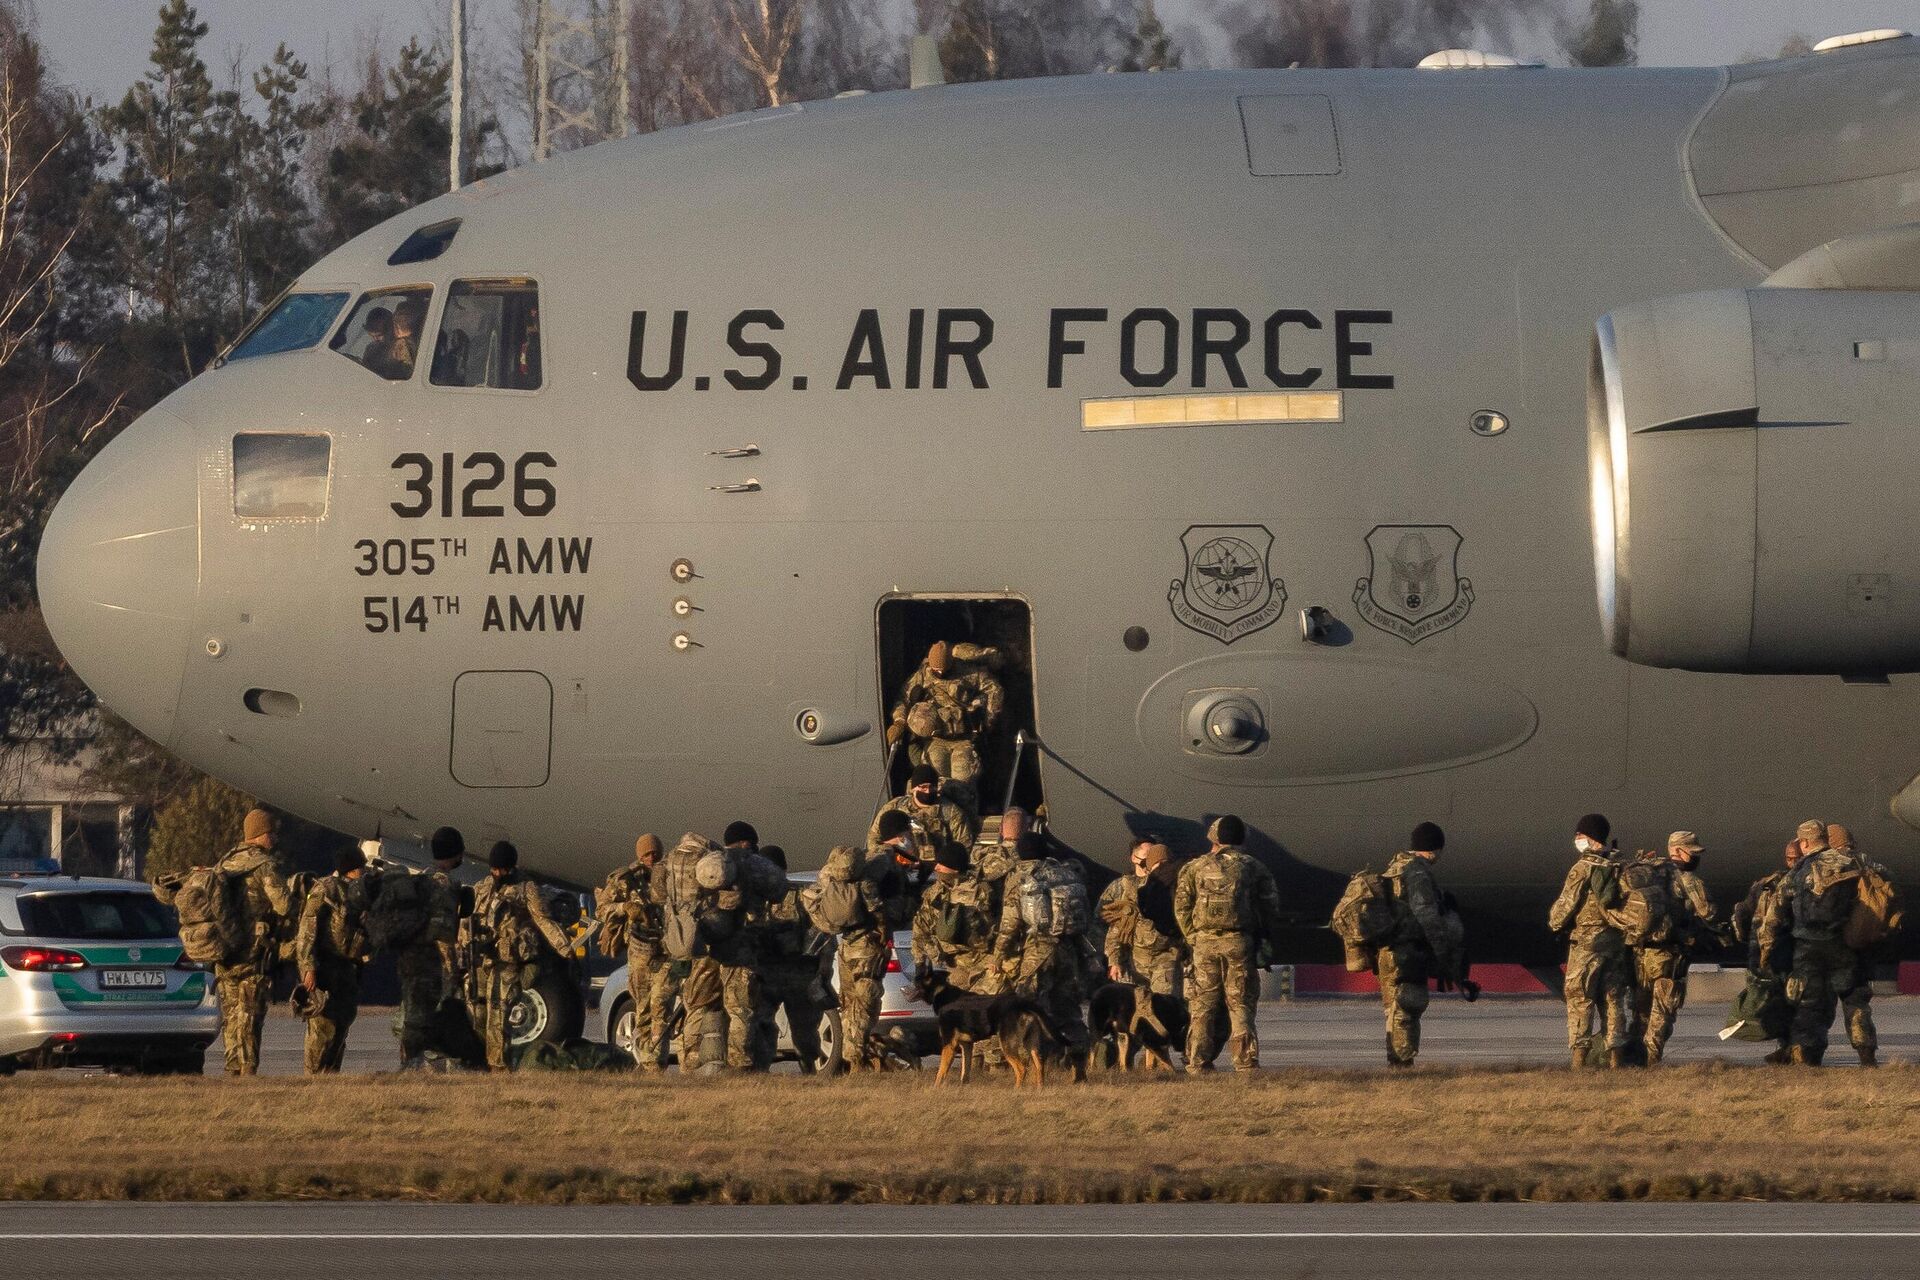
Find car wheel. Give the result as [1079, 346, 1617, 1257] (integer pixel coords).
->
[610, 999, 638, 1061]
[816, 1008, 843, 1072]
[508, 967, 585, 1047]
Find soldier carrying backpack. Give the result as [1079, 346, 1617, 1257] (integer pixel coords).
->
[156, 808, 293, 1077]
[1763, 820, 1884, 1066]
[988, 828, 1095, 1069]
[1547, 813, 1631, 1070]
[1366, 823, 1473, 1068]
[1172, 816, 1282, 1074]
[1617, 832, 1717, 1066]
[802, 843, 890, 1072]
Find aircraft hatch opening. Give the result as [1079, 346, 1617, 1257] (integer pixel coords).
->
[876, 596, 1043, 817]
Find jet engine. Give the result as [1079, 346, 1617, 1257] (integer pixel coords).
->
[1590, 284, 1920, 674]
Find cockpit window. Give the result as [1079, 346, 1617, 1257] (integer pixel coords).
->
[233, 433, 331, 519]
[225, 291, 351, 363]
[431, 278, 542, 391]
[388, 218, 460, 266]
[329, 287, 433, 381]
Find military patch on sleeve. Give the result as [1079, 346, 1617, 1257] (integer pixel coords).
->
[1168, 525, 1286, 644]
[1354, 524, 1473, 644]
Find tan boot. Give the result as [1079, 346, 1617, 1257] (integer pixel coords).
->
[1571, 1047, 1589, 1070]
[1858, 1048, 1878, 1068]
[1788, 1044, 1813, 1066]
[1607, 1047, 1628, 1069]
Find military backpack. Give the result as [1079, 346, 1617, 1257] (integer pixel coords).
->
[1843, 861, 1905, 951]
[1188, 853, 1254, 934]
[657, 836, 716, 959]
[1016, 859, 1091, 938]
[365, 869, 432, 953]
[1607, 854, 1677, 947]
[170, 863, 250, 966]
[1330, 868, 1396, 949]
[803, 846, 870, 934]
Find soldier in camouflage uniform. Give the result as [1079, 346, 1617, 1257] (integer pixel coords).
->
[991, 830, 1097, 1063]
[713, 822, 769, 1072]
[1376, 823, 1465, 1068]
[1629, 831, 1717, 1065]
[803, 842, 893, 1072]
[1733, 839, 1803, 1064]
[886, 641, 1005, 784]
[604, 833, 674, 1071]
[212, 809, 294, 1077]
[1549, 813, 1631, 1069]
[912, 843, 998, 992]
[1174, 816, 1281, 1072]
[1762, 819, 1877, 1066]
[869, 765, 979, 869]
[396, 827, 464, 1066]
[296, 847, 372, 1074]
[468, 841, 574, 1071]
[755, 846, 826, 1072]
[1098, 838, 1184, 996]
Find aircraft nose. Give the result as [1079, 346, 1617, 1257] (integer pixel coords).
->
[37, 407, 199, 747]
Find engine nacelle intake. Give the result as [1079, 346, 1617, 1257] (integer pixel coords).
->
[1590, 287, 1920, 674]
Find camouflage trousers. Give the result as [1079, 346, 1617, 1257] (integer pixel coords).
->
[1631, 947, 1688, 1063]
[1007, 936, 1090, 1055]
[837, 932, 889, 1070]
[395, 944, 450, 1061]
[1186, 932, 1259, 1071]
[304, 960, 361, 1074]
[474, 959, 526, 1072]
[681, 957, 761, 1072]
[759, 960, 826, 1073]
[625, 943, 678, 1071]
[1376, 944, 1431, 1066]
[1564, 936, 1631, 1057]
[214, 964, 272, 1076]
[924, 736, 981, 784]
[1787, 938, 1876, 1061]
[1119, 942, 1183, 997]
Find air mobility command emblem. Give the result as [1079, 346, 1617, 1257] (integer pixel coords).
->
[1354, 525, 1473, 644]
[1169, 525, 1286, 644]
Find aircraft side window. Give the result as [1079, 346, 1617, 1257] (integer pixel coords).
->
[233, 433, 331, 520]
[329, 286, 434, 382]
[430, 278, 542, 392]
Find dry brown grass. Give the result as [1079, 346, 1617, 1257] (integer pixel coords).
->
[5, 1064, 1918, 1204]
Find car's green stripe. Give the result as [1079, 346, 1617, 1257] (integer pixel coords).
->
[71, 944, 183, 966]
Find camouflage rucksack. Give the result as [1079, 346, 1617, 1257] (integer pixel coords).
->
[1843, 861, 1904, 951]
[657, 834, 714, 960]
[1606, 853, 1676, 947]
[1330, 868, 1395, 969]
[170, 863, 250, 966]
[1189, 852, 1252, 934]
[365, 869, 431, 953]
[593, 866, 647, 957]
[802, 846, 869, 934]
[1016, 859, 1091, 938]
[1795, 853, 1861, 932]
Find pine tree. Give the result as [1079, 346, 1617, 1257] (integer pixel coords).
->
[143, 775, 254, 882]
[322, 37, 452, 243]
[1564, 0, 1638, 67]
[244, 45, 329, 309]
[1118, 0, 1181, 71]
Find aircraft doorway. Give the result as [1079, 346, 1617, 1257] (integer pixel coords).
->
[876, 596, 1043, 817]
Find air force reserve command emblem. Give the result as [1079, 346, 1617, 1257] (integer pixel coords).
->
[1169, 525, 1286, 644]
[1354, 525, 1473, 644]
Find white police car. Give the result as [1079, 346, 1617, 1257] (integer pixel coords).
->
[0, 871, 218, 1074]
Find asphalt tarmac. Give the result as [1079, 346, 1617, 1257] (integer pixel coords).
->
[224, 994, 1920, 1075]
[5, 1202, 1918, 1280]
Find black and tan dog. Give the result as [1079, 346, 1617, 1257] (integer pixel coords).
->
[908, 969, 1072, 1088]
[1089, 981, 1189, 1073]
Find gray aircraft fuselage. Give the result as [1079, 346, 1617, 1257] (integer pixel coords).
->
[38, 41, 1920, 957]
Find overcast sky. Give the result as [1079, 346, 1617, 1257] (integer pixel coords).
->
[36, 0, 1920, 104]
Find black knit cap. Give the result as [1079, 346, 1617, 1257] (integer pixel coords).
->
[336, 846, 367, 875]
[1014, 831, 1044, 860]
[877, 810, 913, 841]
[761, 844, 787, 870]
[909, 764, 941, 789]
[1410, 822, 1445, 853]
[429, 827, 464, 861]
[722, 821, 758, 848]
[936, 843, 970, 872]
[488, 840, 519, 870]
[1575, 813, 1611, 844]
[1209, 815, 1246, 846]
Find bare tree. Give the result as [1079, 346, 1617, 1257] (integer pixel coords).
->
[718, 0, 805, 107]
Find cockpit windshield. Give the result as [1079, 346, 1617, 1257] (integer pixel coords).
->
[330, 286, 434, 381]
[225, 291, 350, 363]
[432, 278, 542, 391]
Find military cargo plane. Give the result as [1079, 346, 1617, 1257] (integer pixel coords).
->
[36, 32, 1920, 957]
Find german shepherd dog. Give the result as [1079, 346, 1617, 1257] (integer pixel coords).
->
[908, 969, 1076, 1088]
[1089, 981, 1189, 1073]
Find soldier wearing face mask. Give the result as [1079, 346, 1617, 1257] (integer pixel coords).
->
[1547, 813, 1631, 1069]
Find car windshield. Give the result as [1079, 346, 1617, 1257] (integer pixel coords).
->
[226, 292, 351, 362]
[18, 891, 177, 940]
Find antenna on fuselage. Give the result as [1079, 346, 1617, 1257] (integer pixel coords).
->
[910, 34, 946, 89]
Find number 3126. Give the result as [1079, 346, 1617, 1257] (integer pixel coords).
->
[390, 451, 557, 518]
